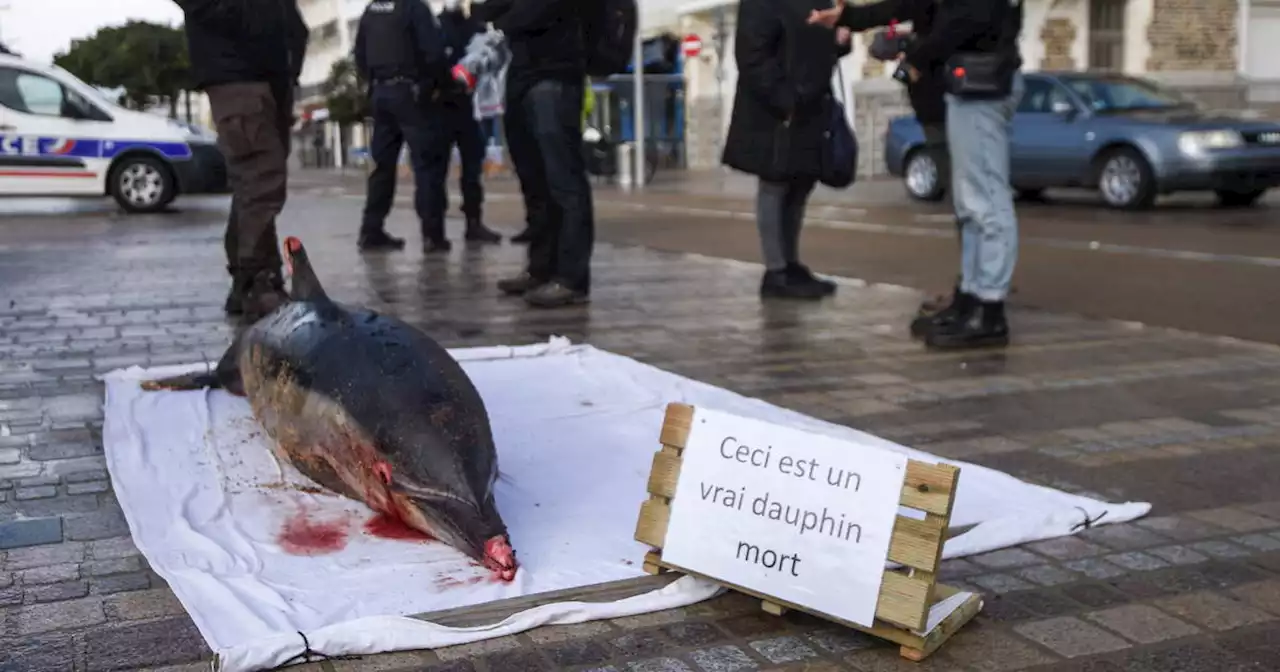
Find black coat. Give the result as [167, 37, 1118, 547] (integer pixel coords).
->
[176, 0, 308, 91]
[721, 0, 851, 183]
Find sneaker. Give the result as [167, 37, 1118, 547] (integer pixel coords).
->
[497, 272, 545, 296]
[925, 300, 1010, 350]
[358, 230, 406, 252]
[760, 269, 827, 300]
[464, 218, 503, 244]
[524, 281, 589, 308]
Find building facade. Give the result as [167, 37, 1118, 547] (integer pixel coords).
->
[676, 0, 1277, 176]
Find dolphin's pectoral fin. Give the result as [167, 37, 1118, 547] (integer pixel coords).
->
[140, 372, 222, 392]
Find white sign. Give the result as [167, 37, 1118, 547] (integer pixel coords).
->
[660, 407, 908, 627]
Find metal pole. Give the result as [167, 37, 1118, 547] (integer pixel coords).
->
[633, 28, 646, 187]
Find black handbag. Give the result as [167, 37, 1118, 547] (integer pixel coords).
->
[820, 63, 858, 189]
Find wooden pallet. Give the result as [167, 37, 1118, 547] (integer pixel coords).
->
[633, 403, 984, 661]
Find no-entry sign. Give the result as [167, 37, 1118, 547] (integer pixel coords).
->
[682, 34, 703, 58]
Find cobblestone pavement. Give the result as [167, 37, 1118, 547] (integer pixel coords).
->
[2, 193, 1280, 671]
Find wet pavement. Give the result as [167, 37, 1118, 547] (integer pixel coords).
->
[1, 184, 1280, 671]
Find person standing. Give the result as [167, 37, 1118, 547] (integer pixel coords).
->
[472, 0, 597, 308]
[174, 0, 308, 322]
[353, 0, 451, 253]
[721, 0, 851, 300]
[436, 0, 503, 244]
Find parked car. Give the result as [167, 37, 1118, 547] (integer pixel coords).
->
[0, 51, 228, 213]
[884, 71, 1280, 209]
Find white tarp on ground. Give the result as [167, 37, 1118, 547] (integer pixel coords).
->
[100, 338, 1151, 672]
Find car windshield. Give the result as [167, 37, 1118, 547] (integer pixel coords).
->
[1058, 76, 1194, 113]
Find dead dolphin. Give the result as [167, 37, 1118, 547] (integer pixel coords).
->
[141, 237, 517, 581]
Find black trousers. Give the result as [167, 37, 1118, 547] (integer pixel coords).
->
[437, 101, 485, 220]
[361, 82, 449, 241]
[505, 78, 594, 292]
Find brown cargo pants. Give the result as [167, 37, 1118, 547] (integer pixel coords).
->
[205, 81, 294, 276]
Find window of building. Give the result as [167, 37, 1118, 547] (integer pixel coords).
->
[1088, 0, 1127, 72]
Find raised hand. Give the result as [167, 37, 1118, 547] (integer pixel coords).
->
[808, 0, 846, 29]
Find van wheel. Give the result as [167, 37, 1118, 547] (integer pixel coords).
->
[110, 155, 175, 213]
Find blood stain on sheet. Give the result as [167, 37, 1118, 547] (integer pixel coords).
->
[277, 510, 350, 556]
[364, 512, 435, 542]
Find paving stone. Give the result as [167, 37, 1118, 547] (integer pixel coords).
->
[1014, 616, 1132, 657]
[82, 616, 211, 671]
[970, 548, 1045, 569]
[1106, 640, 1255, 672]
[688, 645, 759, 672]
[525, 621, 614, 644]
[0, 632, 78, 672]
[84, 556, 144, 576]
[938, 627, 1058, 671]
[0, 584, 23, 605]
[1148, 545, 1210, 566]
[88, 536, 139, 560]
[435, 635, 522, 661]
[1081, 525, 1170, 551]
[331, 652, 430, 671]
[104, 588, 185, 621]
[629, 658, 695, 672]
[0, 516, 63, 549]
[613, 609, 690, 629]
[803, 628, 878, 654]
[663, 622, 728, 647]
[17, 596, 107, 635]
[845, 647, 957, 671]
[29, 579, 90, 602]
[0, 447, 20, 464]
[1015, 564, 1081, 587]
[1191, 560, 1272, 589]
[1153, 591, 1276, 631]
[1060, 583, 1131, 609]
[64, 509, 131, 541]
[1134, 516, 1227, 541]
[544, 639, 614, 667]
[1008, 590, 1084, 617]
[1083, 604, 1201, 644]
[1229, 579, 1280, 615]
[1104, 552, 1171, 572]
[610, 630, 672, 658]
[419, 662, 477, 672]
[749, 636, 816, 664]
[720, 614, 789, 638]
[969, 573, 1035, 594]
[94, 571, 153, 595]
[67, 480, 111, 495]
[22, 562, 81, 584]
[1233, 533, 1280, 552]
[1063, 558, 1128, 580]
[1185, 508, 1279, 533]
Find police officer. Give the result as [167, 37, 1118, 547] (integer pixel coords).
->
[436, 0, 503, 244]
[354, 0, 451, 253]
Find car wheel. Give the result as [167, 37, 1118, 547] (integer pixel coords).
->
[1015, 188, 1046, 202]
[1096, 147, 1156, 210]
[1214, 188, 1265, 208]
[903, 147, 945, 202]
[109, 155, 175, 214]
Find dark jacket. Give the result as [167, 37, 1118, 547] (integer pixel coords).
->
[437, 7, 484, 106]
[905, 0, 1024, 83]
[353, 0, 447, 87]
[838, 0, 945, 125]
[721, 0, 851, 183]
[470, 0, 585, 100]
[176, 0, 308, 91]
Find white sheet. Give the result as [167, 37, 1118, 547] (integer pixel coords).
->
[100, 338, 1151, 672]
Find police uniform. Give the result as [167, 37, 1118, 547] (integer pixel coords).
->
[354, 0, 451, 253]
[436, 2, 502, 243]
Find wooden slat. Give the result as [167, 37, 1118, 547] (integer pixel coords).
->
[634, 499, 671, 548]
[900, 461, 959, 515]
[886, 515, 947, 573]
[875, 570, 932, 631]
[646, 448, 683, 498]
[660, 403, 695, 449]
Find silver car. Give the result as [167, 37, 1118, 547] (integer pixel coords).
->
[885, 72, 1280, 209]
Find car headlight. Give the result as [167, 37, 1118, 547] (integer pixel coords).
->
[1178, 129, 1243, 155]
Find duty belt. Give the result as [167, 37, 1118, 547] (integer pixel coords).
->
[372, 76, 415, 85]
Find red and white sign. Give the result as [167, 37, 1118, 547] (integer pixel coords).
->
[682, 34, 703, 58]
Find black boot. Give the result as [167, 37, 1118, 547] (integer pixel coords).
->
[233, 268, 289, 323]
[464, 217, 503, 243]
[497, 271, 546, 296]
[760, 268, 827, 300]
[424, 238, 453, 254]
[786, 262, 836, 296]
[925, 299, 1010, 350]
[358, 229, 406, 252]
[911, 288, 974, 340]
[511, 229, 533, 244]
[224, 265, 243, 315]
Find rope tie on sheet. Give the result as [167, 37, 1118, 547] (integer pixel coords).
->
[1070, 507, 1108, 532]
[273, 631, 364, 669]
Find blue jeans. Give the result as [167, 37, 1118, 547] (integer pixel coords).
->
[505, 79, 595, 292]
[946, 73, 1023, 302]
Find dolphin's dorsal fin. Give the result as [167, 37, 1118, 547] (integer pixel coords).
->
[284, 237, 330, 303]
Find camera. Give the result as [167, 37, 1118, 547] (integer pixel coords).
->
[869, 27, 914, 62]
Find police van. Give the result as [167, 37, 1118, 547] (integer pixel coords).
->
[0, 48, 229, 213]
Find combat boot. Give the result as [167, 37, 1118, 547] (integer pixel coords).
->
[358, 229, 406, 252]
[464, 217, 503, 243]
[235, 268, 289, 323]
[910, 287, 973, 340]
[925, 299, 1010, 350]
